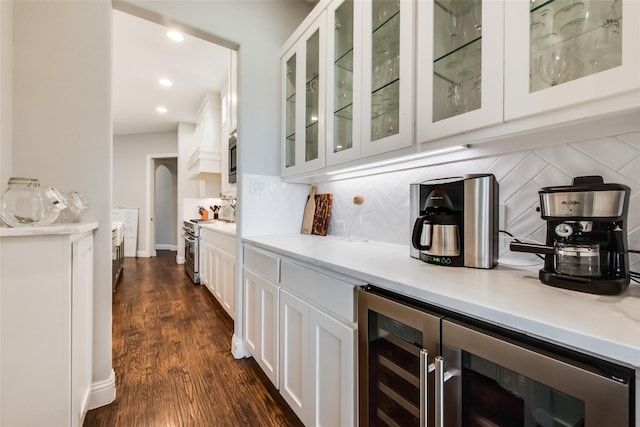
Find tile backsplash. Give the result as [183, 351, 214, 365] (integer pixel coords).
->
[316, 132, 640, 270]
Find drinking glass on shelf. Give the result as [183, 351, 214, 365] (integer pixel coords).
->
[446, 8, 462, 49]
[447, 81, 468, 115]
[554, 0, 585, 22]
[572, 3, 620, 71]
[532, 7, 558, 49]
[471, 0, 482, 34]
[538, 46, 575, 86]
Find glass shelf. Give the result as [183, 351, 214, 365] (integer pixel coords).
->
[372, 1, 400, 33]
[434, 37, 481, 84]
[335, 103, 353, 120]
[435, 0, 477, 17]
[372, 11, 400, 69]
[372, 79, 399, 119]
[335, 48, 354, 72]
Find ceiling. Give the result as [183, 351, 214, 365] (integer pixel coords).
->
[112, 10, 231, 136]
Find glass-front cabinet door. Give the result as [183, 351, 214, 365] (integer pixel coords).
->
[415, 0, 504, 143]
[361, 0, 415, 158]
[281, 13, 326, 177]
[326, 0, 363, 166]
[505, 0, 640, 121]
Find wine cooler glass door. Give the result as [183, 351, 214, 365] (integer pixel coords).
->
[357, 287, 442, 427]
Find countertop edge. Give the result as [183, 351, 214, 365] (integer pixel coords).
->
[243, 234, 640, 369]
[0, 222, 100, 237]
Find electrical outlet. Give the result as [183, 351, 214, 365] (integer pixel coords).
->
[250, 178, 265, 194]
[499, 203, 506, 231]
[334, 220, 346, 234]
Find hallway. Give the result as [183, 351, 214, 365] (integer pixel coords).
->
[84, 251, 303, 426]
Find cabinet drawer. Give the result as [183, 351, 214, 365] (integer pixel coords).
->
[280, 260, 355, 323]
[244, 245, 280, 283]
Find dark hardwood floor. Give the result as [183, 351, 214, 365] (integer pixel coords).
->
[84, 251, 303, 427]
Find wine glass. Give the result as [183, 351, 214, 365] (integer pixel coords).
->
[471, 0, 482, 34]
[447, 81, 468, 115]
[554, 0, 585, 22]
[446, 8, 462, 49]
[538, 46, 575, 86]
[572, 5, 620, 71]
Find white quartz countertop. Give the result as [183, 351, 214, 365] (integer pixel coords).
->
[0, 222, 99, 237]
[199, 221, 236, 237]
[244, 233, 640, 368]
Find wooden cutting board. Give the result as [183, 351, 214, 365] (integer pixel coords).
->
[301, 186, 317, 234]
[312, 193, 333, 236]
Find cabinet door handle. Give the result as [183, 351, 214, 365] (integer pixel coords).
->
[420, 349, 436, 427]
[434, 356, 455, 427]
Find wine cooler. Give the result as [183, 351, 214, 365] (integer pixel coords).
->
[357, 285, 634, 426]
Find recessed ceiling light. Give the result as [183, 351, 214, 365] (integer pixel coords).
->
[167, 30, 184, 42]
[159, 78, 173, 87]
[156, 106, 168, 114]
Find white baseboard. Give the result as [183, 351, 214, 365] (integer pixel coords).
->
[136, 250, 149, 257]
[155, 244, 178, 251]
[176, 255, 185, 264]
[231, 334, 251, 359]
[88, 369, 116, 410]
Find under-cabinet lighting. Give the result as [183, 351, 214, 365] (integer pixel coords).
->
[311, 116, 319, 122]
[327, 145, 469, 176]
[156, 106, 168, 113]
[167, 30, 184, 42]
[159, 78, 173, 87]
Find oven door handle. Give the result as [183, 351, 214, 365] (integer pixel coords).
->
[434, 356, 456, 427]
[182, 234, 196, 243]
[420, 349, 436, 427]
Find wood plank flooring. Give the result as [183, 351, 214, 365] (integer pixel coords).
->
[83, 251, 303, 427]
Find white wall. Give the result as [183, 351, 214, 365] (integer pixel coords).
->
[113, 131, 177, 256]
[0, 0, 12, 187]
[155, 158, 178, 249]
[11, 0, 114, 408]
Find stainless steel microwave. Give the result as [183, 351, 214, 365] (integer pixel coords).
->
[229, 133, 237, 184]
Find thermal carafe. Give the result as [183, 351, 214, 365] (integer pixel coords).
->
[410, 174, 498, 268]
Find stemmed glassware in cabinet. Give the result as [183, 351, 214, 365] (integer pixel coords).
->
[529, 0, 622, 93]
[433, 0, 483, 122]
[371, 0, 401, 141]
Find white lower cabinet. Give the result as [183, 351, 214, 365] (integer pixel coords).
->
[200, 228, 236, 320]
[280, 289, 356, 427]
[243, 244, 356, 427]
[0, 228, 95, 427]
[244, 269, 280, 387]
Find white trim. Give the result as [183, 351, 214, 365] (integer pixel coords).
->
[231, 334, 251, 359]
[87, 369, 116, 410]
[155, 244, 178, 251]
[136, 250, 150, 258]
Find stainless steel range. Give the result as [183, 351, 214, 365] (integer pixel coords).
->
[182, 220, 201, 284]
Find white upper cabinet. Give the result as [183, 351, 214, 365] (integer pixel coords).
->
[281, 11, 327, 177]
[326, 0, 415, 165]
[504, 0, 640, 121]
[416, 0, 504, 142]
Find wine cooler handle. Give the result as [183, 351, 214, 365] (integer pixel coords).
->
[420, 349, 436, 427]
[434, 356, 454, 427]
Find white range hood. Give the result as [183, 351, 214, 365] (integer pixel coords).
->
[188, 93, 222, 178]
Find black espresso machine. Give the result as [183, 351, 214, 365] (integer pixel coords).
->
[410, 174, 499, 268]
[511, 176, 631, 295]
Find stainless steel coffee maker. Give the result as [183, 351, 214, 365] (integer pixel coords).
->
[410, 174, 499, 268]
[510, 176, 631, 295]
